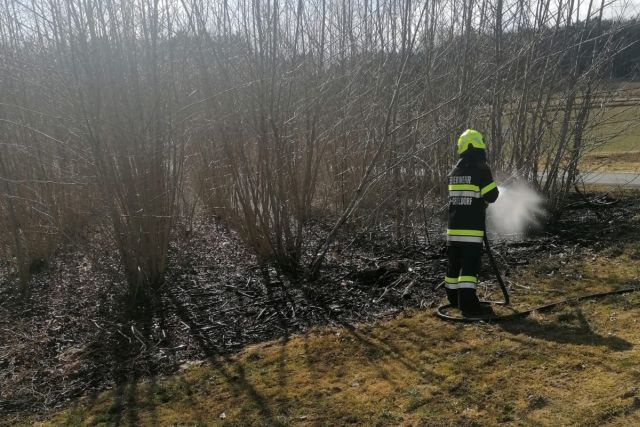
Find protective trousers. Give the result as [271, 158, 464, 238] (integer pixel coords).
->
[445, 245, 482, 312]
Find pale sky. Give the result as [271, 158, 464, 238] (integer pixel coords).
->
[602, 0, 640, 19]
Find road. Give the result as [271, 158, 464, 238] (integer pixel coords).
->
[580, 171, 640, 187]
[538, 171, 640, 187]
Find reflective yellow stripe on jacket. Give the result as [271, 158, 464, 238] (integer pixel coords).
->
[448, 184, 480, 192]
[480, 182, 497, 196]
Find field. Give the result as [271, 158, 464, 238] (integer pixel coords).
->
[3, 190, 640, 426]
[582, 82, 640, 172]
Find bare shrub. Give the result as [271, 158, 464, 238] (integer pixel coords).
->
[0, 25, 95, 291]
[0, 0, 634, 288]
[45, 0, 190, 298]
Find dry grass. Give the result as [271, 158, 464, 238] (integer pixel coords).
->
[16, 243, 640, 426]
[581, 99, 640, 172]
[582, 151, 640, 172]
[591, 104, 640, 153]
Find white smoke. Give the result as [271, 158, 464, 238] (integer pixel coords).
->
[487, 181, 546, 238]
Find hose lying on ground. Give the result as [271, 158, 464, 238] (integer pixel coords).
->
[435, 235, 640, 322]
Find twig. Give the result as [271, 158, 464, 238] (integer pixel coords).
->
[401, 279, 417, 298]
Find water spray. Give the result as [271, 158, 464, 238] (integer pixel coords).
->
[487, 181, 546, 239]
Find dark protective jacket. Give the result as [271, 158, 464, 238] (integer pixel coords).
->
[447, 148, 499, 245]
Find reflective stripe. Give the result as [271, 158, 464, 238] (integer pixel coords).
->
[446, 282, 477, 289]
[447, 229, 484, 237]
[453, 282, 477, 289]
[449, 190, 481, 198]
[444, 276, 458, 289]
[447, 235, 483, 244]
[481, 182, 497, 196]
[448, 184, 480, 192]
[453, 276, 477, 289]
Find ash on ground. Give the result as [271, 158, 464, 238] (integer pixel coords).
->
[0, 191, 637, 418]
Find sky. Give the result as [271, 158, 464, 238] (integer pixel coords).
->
[603, 0, 640, 19]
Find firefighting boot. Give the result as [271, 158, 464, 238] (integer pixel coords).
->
[458, 289, 494, 317]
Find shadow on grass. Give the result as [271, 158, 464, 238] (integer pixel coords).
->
[165, 286, 284, 425]
[500, 307, 633, 351]
[56, 279, 315, 425]
[59, 292, 165, 426]
[64, 281, 443, 425]
[299, 284, 444, 387]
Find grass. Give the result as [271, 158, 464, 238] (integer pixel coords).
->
[581, 83, 640, 171]
[592, 106, 640, 151]
[583, 102, 640, 171]
[14, 241, 640, 426]
[581, 151, 640, 172]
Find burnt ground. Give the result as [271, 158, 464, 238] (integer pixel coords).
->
[0, 190, 639, 421]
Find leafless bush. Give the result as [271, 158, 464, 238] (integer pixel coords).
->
[0, 23, 95, 291]
[0, 0, 191, 298]
[0, 0, 633, 287]
[56, 0, 191, 297]
[184, 0, 631, 276]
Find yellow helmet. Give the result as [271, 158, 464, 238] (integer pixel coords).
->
[457, 129, 486, 155]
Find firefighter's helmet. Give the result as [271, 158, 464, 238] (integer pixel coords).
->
[457, 129, 486, 155]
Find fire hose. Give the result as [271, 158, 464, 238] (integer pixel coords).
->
[435, 235, 640, 322]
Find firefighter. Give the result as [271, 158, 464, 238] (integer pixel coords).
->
[445, 129, 499, 316]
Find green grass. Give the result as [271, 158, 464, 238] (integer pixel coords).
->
[591, 105, 640, 153]
[593, 82, 640, 153]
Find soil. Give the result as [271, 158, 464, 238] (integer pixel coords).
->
[1, 190, 638, 420]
